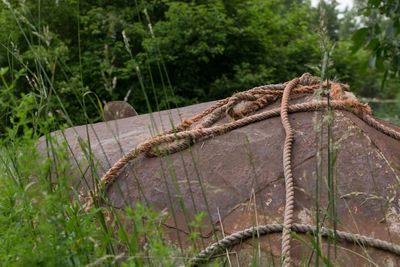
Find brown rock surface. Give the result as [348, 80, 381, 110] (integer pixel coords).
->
[38, 95, 400, 266]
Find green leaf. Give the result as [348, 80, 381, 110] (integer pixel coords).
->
[380, 69, 388, 90]
[118, 227, 128, 243]
[351, 28, 369, 53]
[368, 0, 381, 8]
[366, 38, 380, 50]
[394, 20, 400, 34]
[0, 67, 9, 76]
[376, 56, 385, 72]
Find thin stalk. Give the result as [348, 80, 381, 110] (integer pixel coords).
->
[166, 155, 198, 249]
[188, 148, 218, 241]
[157, 152, 184, 252]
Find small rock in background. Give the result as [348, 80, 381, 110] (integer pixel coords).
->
[103, 101, 138, 121]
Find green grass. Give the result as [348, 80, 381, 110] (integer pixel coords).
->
[0, 134, 185, 266]
[0, 1, 186, 265]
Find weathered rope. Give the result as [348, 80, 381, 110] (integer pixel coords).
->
[189, 223, 400, 266]
[90, 74, 400, 266]
[99, 100, 400, 188]
[280, 77, 300, 266]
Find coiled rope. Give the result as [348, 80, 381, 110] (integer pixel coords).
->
[91, 73, 400, 266]
[189, 223, 400, 266]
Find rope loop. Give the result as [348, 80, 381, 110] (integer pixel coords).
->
[84, 74, 400, 265]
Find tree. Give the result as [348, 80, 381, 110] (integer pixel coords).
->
[0, 0, 322, 132]
[317, 0, 341, 41]
[353, 0, 400, 78]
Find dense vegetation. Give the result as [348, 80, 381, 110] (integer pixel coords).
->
[0, 0, 399, 134]
[0, 0, 399, 265]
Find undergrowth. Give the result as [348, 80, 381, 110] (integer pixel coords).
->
[0, 132, 183, 266]
[0, 1, 185, 265]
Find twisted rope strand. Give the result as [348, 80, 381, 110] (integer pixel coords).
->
[175, 98, 231, 131]
[280, 78, 300, 266]
[189, 223, 400, 266]
[225, 85, 320, 119]
[361, 113, 400, 140]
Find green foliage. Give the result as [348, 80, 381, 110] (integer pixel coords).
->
[317, 0, 341, 41]
[331, 40, 399, 98]
[188, 211, 206, 242]
[0, 138, 179, 265]
[0, 66, 41, 139]
[1, 0, 399, 132]
[353, 0, 400, 76]
[0, 141, 99, 265]
[147, 0, 320, 101]
[0, 0, 324, 131]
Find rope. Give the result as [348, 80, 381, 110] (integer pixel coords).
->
[88, 73, 400, 266]
[189, 223, 400, 266]
[99, 99, 387, 188]
[98, 100, 400, 189]
[280, 77, 300, 266]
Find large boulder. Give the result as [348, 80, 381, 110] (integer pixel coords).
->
[38, 89, 400, 266]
